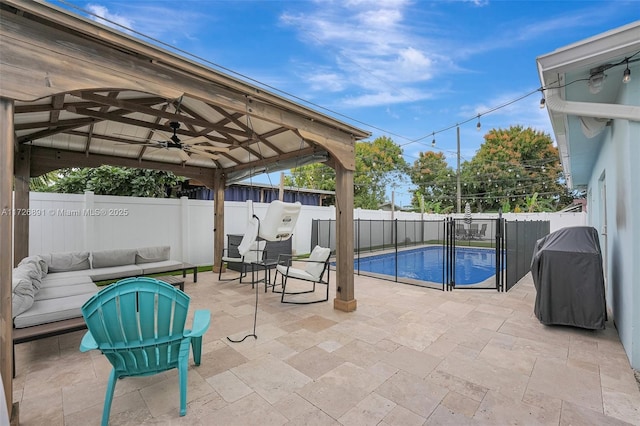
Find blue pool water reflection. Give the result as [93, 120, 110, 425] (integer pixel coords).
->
[355, 246, 500, 285]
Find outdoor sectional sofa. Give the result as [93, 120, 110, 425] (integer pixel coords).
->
[11, 246, 197, 357]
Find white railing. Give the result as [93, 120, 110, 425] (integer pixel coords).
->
[23, 192, 586, 265]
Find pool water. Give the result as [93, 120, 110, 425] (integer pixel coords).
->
[355, 246, 500, 285]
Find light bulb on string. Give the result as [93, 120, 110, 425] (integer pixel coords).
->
[476, 115, 481, 131]
[623, 60, 631, 83]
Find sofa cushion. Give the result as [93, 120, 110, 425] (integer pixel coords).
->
[139, 260, 184, 275]
[13, 293, 94, 328]
[35, 282, 98, 301]
[135, 246, 171, 264]
[92, 248, 137, 269]
[12, 267, 35, 318]
[18, 255, 48, 277]
[44, 251, 91, 272]
[88, 264, 143, 281]
[15, 262, 44, 292]
[41, 274, 95, 287]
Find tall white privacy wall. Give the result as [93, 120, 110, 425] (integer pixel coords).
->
[25, 192, 586, 265]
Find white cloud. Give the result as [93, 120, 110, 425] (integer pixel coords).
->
[280, 1, 444, 107]
[86, 4, 134, 30]
[85, 3, 205, 41]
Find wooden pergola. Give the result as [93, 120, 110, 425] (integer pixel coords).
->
[0, 0, 369, 420]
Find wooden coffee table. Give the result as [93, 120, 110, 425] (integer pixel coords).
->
[155, 275, 185, 292]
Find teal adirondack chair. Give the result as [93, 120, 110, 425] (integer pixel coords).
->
[80, 277, 210, 425]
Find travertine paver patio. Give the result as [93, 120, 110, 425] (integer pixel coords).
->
[12, 270, 640, 425]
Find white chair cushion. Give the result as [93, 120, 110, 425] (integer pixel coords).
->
[276, 265, 315, 281]
[305, 246, 330, 280]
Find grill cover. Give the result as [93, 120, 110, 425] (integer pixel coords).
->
[531, 226, 606, 329]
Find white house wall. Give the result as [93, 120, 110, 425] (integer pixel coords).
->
[585, 76, 640, 368]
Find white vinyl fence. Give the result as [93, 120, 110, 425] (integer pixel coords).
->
[23, 192, 586, 265]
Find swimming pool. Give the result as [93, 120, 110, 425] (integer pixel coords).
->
[355, 246, 501, 285]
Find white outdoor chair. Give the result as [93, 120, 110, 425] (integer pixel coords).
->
[273, 245, 331, 304]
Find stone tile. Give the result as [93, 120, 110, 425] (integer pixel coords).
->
[423, 404, 480, 425]
[294, 314, 337, 332]
[476, 340, 537, 376]
[602, 387, 640, 425]
[338, 392, 396, 425]
[333, 339, 385, 368]
[18, 387, 64, 426]
[285, 346, 345, 379]
[474, 390, 560, 425]
[65, 390, 152, 426]
[440, 390, 480, 417]
[381, 404, 426, 426]
[209, 393, 289, 426]
[195, 344, 249, 379]
[139, 368, 214, 417]
[382, 346, 442, 378]
[206, 371, 253, 402]
[297, 362, 384, 419]
[231, 355, 312, 404]
[435, 352, 529, 399]
[375, 370, 448, 418]
[527, 357, 603, 412]
[560, 401, 634, 426]
[426, 369, 488, 402]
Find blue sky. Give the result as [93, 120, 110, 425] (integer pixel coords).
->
[53, 0, 639, 206]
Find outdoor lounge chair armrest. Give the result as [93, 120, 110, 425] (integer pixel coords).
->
[276, 253, 294, 266]
[79, 330, 98, 352]
[184, 309, 211, 338]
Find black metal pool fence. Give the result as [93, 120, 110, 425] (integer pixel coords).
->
[311, 217, 549, 291]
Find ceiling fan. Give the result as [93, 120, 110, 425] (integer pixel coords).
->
[118, 121, 227, 162]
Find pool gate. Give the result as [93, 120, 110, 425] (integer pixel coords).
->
[311, 217, 549, 292]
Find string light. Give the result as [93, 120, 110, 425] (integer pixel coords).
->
[476, 115, 481, 131]
[623, 60, 631, 83]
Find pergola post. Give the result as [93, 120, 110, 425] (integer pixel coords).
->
[14, 145, 29, 266]
[212, 169, 226, 273]
[1, 97, 15, 421]
[333, 163, 356, 312]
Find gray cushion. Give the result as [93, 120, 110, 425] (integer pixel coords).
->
[35, 282, 98, 301]
[40, 269, 94, 280]
[18, 255, 48, 277]
[92, 248, 137, 268]
[44, 251, 91, 272]
[135, 246, 171, 264]
[88, 264, 143, 281]
[15, 262, 43, 292]
[41, 274, 94, 287]
[13, 293, 94, 328]
[12, 267, 35, 318]
[140, 260, 184, 275]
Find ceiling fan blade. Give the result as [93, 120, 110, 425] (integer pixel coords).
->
[175, 149, 191, 162]
[185, 146, 219, 160]
[189, 143, 230, 153]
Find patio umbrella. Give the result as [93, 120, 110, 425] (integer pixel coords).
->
[464, 202, 472, 225]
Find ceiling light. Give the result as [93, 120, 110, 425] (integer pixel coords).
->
[588, 72, 606, 94]
[623, 61, 631, 83]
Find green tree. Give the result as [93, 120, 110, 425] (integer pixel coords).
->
[459, 126, 571, 212]
[52, 166, 184, 198]
[29, 171, 61, 192]
[286, 136, 407, 209]
[409, 151, 455, 211]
